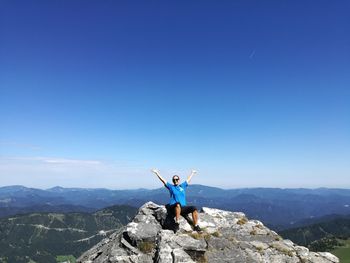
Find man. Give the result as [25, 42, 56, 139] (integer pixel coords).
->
[151, 169, 202, 233]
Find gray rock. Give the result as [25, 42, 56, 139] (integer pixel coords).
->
[77, 202, 339, 263]
[172, 234, 207, 251]
[172, 248, 195, 263]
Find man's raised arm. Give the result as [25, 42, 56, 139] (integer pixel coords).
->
[186, 170, 197, 184]
[151, 169, 167, 186]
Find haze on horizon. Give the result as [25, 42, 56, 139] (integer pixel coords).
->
[1, 1, 349, 189]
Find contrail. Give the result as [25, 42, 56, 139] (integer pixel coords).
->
[249, 49, 256, 59]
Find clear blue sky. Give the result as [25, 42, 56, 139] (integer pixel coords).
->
[1, 0, 349, 189]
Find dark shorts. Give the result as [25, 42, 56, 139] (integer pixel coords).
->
[166, 203, 197, 216]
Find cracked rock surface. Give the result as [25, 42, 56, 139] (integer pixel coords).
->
[77, 202, 339, 263]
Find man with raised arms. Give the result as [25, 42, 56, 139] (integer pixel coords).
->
[151, 169, 202, 233]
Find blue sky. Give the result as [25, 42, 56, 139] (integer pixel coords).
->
[1, 0, 349, 189]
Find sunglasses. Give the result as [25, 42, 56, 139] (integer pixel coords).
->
[173, 178, 179, 182]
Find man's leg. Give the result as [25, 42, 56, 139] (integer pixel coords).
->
[192, 209, 202, 232]
[174, 203, 181, 223]
[173, 203, 181, 233]
[181, 206, 202, 232]
[192, 209, 198, 226]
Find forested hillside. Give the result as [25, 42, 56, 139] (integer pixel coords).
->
[0, 205, 137, 263]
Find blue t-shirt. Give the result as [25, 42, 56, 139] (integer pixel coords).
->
[166, 181, 188, 206]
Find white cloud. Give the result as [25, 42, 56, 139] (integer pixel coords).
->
[40, 157, 102, 165]
[0, 156, 155, 189]
[2, 156, 102, 165]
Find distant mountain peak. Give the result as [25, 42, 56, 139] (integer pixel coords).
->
[0, 185, 27, 190]
[77, 202, 339, 263]
[47, 186, 65, 191]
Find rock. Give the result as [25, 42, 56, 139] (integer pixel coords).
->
[172, 248, 195, 263]
[77, 202, 339, 263]
[318, 252, 340, 263]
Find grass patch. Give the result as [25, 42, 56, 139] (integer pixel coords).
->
[188, 232, 202, 239]
[256, 246, 264, 254]
[211, 231, 220, 237]
[187, 231, 215, 241]
[331, 238, 350, 263]
[56, 255, 76, 263]
[250, 229, 257, 235]
[189, 232, 210, 240]
[256, 246, 263, 251]
[138, 241, 155, 254]
[271, 243, 294, 257]
[185, 250, 207, 263]
[237, 217, 248, 225]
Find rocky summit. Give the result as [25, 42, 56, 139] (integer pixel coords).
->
[77, 202, 339, 263]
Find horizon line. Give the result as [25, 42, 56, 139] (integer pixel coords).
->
[1, 184, 350, 191]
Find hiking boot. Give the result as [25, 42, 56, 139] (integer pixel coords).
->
[173, 222, 180, 233]
[193, 225, 202, 232]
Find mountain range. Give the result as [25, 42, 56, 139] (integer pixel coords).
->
[1, 185, 350, 262]
[1, 185, 350, 230]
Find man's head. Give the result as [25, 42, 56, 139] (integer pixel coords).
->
[172, 175, 180, 186]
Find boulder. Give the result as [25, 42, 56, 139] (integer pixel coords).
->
[77, 202, 339, 263]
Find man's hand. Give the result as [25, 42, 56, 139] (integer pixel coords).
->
[151, 169, 160, 174]
[151, 168, 166, 185]
[187, 169, 198, 184]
